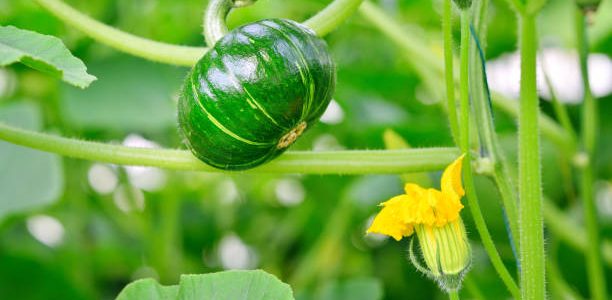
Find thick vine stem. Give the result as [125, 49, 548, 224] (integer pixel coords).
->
[204, 0, 366, 42]
[303, 0, 364, 36]
[518, 14, 545, 300]
[34, 0, 207, 66]
[0, 122, 459, 174]
[203, 0, 257, 46]
[36, 0, 361, 66]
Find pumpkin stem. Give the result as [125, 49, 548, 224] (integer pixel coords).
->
[277, 122, 307, 149]
[203, 0, 258, 46]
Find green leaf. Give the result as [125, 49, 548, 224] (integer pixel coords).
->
[116, 270, 294, 300]
[0, 25, 96, 88]
[115, 278, 178, 300]
[0, 102, 63, 221]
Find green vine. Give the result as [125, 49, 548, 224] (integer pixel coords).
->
[303, 0, 365, 36]
[0, 122, 459, 174]
[202, 0, 257, 46]
[469, 0, 520, 257]
[34, 0, 363, 66]
[356, 2, 576, 154]
[575, 7, 607, 300]
[457, 8, 520, 298]
[443, 0, 460, 145]
[34, 0, 207, 66]
[517, 13, 545, 300]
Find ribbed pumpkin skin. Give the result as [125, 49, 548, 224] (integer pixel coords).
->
[179, 19, 336, 170]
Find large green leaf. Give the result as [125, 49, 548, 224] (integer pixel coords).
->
[116, 270, 294, 300]
[0, 102, 63, 221]
[0, 25, 96, 88]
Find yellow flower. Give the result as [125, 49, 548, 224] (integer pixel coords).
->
[366, 154, 470, 292]
[366, 154, 465, 240]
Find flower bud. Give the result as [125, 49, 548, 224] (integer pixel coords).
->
[412, 218, 471, 291]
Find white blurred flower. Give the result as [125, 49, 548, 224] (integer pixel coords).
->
[113, 184, 145, 213]
[596, 181, 612, 222]
[275, 178, 305, 207]
[312, 134, 344, 151]
[26, 215, 64, 247]
[320, 99, 345, 125]
[87, 163, 118, 194]
[487, 47, 612, 104]
[122, 134, 167, 192]
[218, 233, 258, 270]
[215, 178, 240, 204]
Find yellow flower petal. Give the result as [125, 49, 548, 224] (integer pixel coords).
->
[404, 183, 426, 197]
[431, 188, 463, 226]
[441, 154, 465, 199]
[367, 195, 415, 240]
[401, 185, 437, 226]
[366, 154, 467, 240]
[403, 185, 463, 227]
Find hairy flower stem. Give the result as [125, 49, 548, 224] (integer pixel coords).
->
[458, 9, 520, 298]
[518, 14, 545, 300]
[576, 8, 607, 300]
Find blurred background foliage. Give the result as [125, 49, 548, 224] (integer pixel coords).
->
[0, 0, 611, 299]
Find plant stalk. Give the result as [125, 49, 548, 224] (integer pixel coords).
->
[458, 9, 520, 298]
[36, 0, 362, 66]
[518, 14, 545, 300]
[203, 0, 257, 46]
[443, 0, 460, 145]
[34, 0, 207, 66]
[0, 122, 459, 174]
[576, 8, 607, 300]
[357, 2, 575, 154]
[469, 0, 520, 255]
[303, 0, 364, 36]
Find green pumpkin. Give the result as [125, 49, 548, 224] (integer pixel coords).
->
[179, 19, 336, 170]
